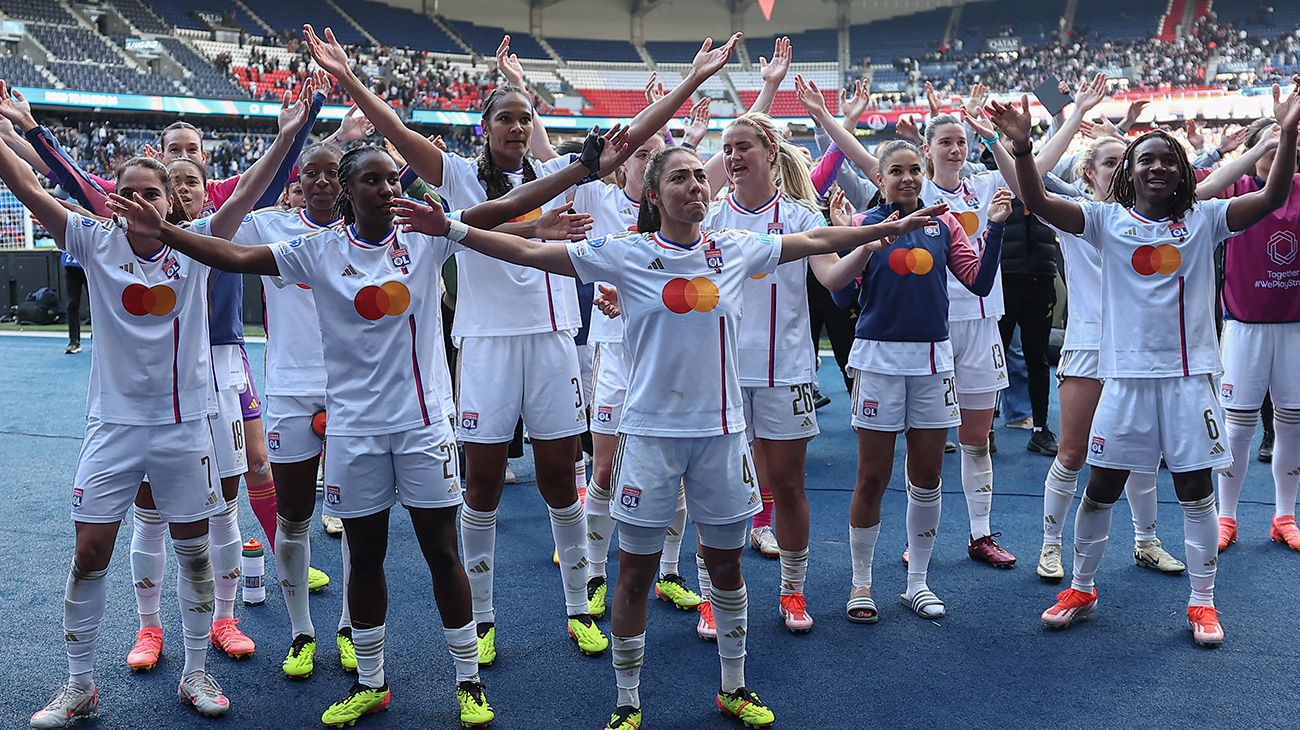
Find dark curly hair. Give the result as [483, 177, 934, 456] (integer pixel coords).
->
[1109, 130, 1197, 221]
[477, 84, 537, 201]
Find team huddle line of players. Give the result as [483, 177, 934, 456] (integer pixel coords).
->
[9, 22, 1300, 730]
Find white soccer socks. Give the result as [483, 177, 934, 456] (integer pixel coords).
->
[660, 486, 687, 578]
[959, 443, 994, 539]
[444, 621, 480, 684]
[612, 632, 646, 709]
[1070, 496, 1114, 594]
[1216, 409, 1259, 521]
[173, 534, 215, 677]
[1182, 495, 1218, 607]
[585, 479, 615, 580]
[905, 480, 942, 595]
[209, 499, 243, 621]
[549, 499, 590, 616]
[352, 625, 386, 688]
[778, 546, 809, 596]
[338, 528, 352, 633]
[275, 515, 314, 639]
[710, 584, 748, 693]
[64, 561, 108, 690]
[1124, 471, 1160, 543]
[460, 506, 497, 624]
[1042, 459, 1081, 546]
[1273, 409, 1300, 518]
[695, 553, 713, 603]
[849, 524, 880, 590]
[130, 506, 166, 628]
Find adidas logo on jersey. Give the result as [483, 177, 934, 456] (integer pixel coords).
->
[1211, 442, 1225, 455]
[341, 265, 360, 277]
[647, 258, 665, 270]
[1124, 226, 1138, 237]
[800, 416, 814, 428]
[119, 263, 134, 273]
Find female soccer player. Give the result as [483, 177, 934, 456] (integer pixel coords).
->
[110, 129, 626, 727]
[14, 154, 230, 726]
[830, 140, 1008, 622]
[989, 79, 1300, 646]
[962, 108, 1187, 579]
[1195, 117, 1300, 553]
[302, 23, 741, 663]
[388, 144, 945, 730]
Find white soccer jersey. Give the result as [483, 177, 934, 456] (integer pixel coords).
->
[567, 228, 782, 437]
[923, 172, 1006, 321]
[271, 223, 461, 436]
[1079, 198, 1237, 378]
[437, 152, 581, 337]
[573, 181, 640, 344]
[63, 212, 215, 425]
[705, 191, 826, 387]
[1052, 212, 1103, 352]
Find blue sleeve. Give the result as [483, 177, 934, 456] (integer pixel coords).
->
[25, 125, 111, 216]
[399, 164, 419, 191]
[830, 277, 861, 309]
[252, 91, 325, 210]
[967, 221, 1004, 297]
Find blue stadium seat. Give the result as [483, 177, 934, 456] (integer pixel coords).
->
[546, 37, 640, 63]
[332, 0, 461, 53]
[444, 19, 547, 58]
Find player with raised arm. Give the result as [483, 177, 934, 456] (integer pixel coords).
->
[988, 79, 1300, 646]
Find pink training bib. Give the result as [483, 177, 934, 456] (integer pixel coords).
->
[1220, 174, 1300, 323]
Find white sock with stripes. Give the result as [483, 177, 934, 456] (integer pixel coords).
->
[612, 633, 645, 709]
[64, 561, 108, 690]
[208, 499, 242, 621]
[460, 506, 497, 624]
[1042, 459, 1080, 546]
[173, 534, 215, 677]
[710, 585, 748, 693]
[444, 621, 480, 683]
[905, 480, 942, 595]
[1182, 495, 1218, 607]
[1216, 409, 1258, 521]
[696, 553, 712, 603]
[275, 515, 314, 638]
[353, 625, 386, 688]
[659, 485, 687, 578]
[1273, 409, 1300, 518]
[1124, 471, 1160, 543]
[585, 479, 614, 580]
[959, 443, 993, 539]
[130, 506, 166, 629]
[1070, 496, 1114, 593]
[550, 499, 590, 616]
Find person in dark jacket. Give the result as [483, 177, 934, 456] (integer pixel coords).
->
[61, 249, 84, 354]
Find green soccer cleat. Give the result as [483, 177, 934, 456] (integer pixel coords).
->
[321, 682, 390, 727]
[476, 624, 497, 667]
[336, 629, 357, 673]
[587, 576, 608, 619]
[282, 634, 317, 680]
[308, 567, 331, 592]
[717, 687, 775, 729]
[566, 615, 609, 656]
[654, 573, 702, 610]
[605, 705, 643, 730]
[456, 680, 494, 727]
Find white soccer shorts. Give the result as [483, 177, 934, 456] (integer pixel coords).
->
[1057, 349, 1101, 381]
[71, 417, 222, 524]
[213, 384, 248, 478]
[322, 421, 462, 519]
[741, 384, 820, 441]
[264, 394, 326, 464]
[1220, 320, 1300, 410]
[456, 331, 586, 443]
[610, 433, 761, 529]
[590, 341, 629, 436]
[849, 369, 962, 431]
[950, 318, 1009, 395]
[1088, 374, 1232, 474]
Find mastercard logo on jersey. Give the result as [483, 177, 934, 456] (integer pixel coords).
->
[121, 283, 177, 317]
[353, 281, 411, 320]
[662, 276, 720, 314]
[954, 211, 980, 236]
[1131, 243, 1182, 276]
[888, 247, 934, 276]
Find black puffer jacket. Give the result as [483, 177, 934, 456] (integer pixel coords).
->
[998, 198, 1059, 277]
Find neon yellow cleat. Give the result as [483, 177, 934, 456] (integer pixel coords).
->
[567, 615, 608, 656]
[456, 680, 494, 728]
[716, 687, 775, 729]
[605, 705, 643, 730]
[336, 629, 357, 673]
[321, 682, 390, 727]
[654, 573, 702, 610]
[282, 634, 316, 680]
[308, 567, 331, 592]
[587, 576, 608, 619]
[476, 624, 496, 667]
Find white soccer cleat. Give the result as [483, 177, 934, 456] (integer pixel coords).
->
[1036, 543, 1065, 581]
[1134, 538, 1185, 574]
[749, 526, 779, 559]
[178, 671, 230, 717]
[320, 513, 343, 536]
[30, 683, 97, 728]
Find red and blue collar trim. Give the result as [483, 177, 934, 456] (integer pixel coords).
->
[726, 189, 780, 215]
[345, 224, 398, 249]
[653, 231, 705, 250]
[300, 209, 342, 230]
[137, 244, 170, 263]
[1128, 208, 1172, 224]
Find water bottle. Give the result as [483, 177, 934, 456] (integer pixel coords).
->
[241, 538, 266, 605]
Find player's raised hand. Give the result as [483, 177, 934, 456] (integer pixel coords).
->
[759, 36, 792, 87]
[988, 187, 1013, 224]
[827, 187, 853, 227]
[595, 124, 631, 177]
[0, 80, 36, 131]
[841, 78, 870, 126]
[535, 202, 593, 241]
[392, 193, 450, 237]
[1271, 74, 1300, 130]
[895, 115, 922, 144]
[794, 74, 829, 119]
[106, 192, 165, 239]
[1074, 73, 1109, 114]
[594, 284, 621, 318]
[683, 97, 711, 148]
[987, 95, 1034, 146]
[495, 35, 526, 88]
[336, 105, 375, 144]
[691, 33, 741, 79]
[643, 72, 665, 105]
[303, 25, 351, 79]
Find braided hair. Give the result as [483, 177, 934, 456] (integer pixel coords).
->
[637, 146, 700, 234]
[333, 144, 393, 224]
[1109, 130, 1197, 221]
[477, 84, 537, 201]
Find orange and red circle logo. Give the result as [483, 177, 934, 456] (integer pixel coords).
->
[121, 284, 177, 317]
[888, 247, 935, 275]
[354, 281, 411, 320]
[1131, 244, 1182, 276]
[954, 211, 980, 236]
[662, 277, 720, 314]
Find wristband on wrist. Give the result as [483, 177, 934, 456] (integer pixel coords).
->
[680, 141, 696, 150]
[1011, 145, 1033, 158]
[446, 219, 469, 242]
[981, 131, 1001, 147]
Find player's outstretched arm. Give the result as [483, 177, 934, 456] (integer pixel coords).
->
[393, 194, 578, 277]
[1197, 133, 1277, 200]
[797, 74, 879, 182]
[107, 192, 279, 276]
[624, 33, 740, 158]
[1226, 77, 1300, 232]
[303, 24, 447, 187]
[0, 118, 67, 249]
[778, 203, 948, 262]
[988, 95, 1084, 234]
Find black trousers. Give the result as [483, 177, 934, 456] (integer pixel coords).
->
[998, 273, 1056, 428]
[65, 265, 86, 344]
[807, 277, 855, 393]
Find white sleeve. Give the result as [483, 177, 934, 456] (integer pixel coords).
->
[745, 233, 783, 278]
[540, 153, 578, 177]
[269, 236, 316, 287]
[1202, 197, 1237, 239]
[435, 153, 481, 209]
[567, 234, 627, 287]
[62, 212, 102, 262]
[1077, 200, 1111, 251]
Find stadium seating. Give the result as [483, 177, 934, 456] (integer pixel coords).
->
[146, 0, 265, 34]
[27, 24, 124, 65]
[46, 60, 182, 95]
[331, 0, 462, 53]
[955, 0, 1063, 48]
[731, 67, 840, 117]
[644, 40, 700, 64]
[443, 19, 548, 59]
[0, 54, 47, 88]
[109, 0, 174, 35]
[245, 0, 366, 45]
[546, 37, 641, 64]
[0, 0, 78, 25]
[747, 28, 838, 64]
[155, 37, 250, 98]
[1072, 0, 1168, 41]
[849, 7, 952, 64]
